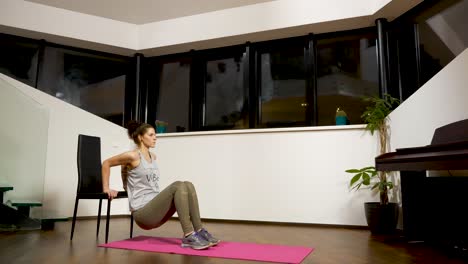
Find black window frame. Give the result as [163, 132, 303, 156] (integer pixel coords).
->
[192, 44, 249, 131]
[38, 41, 132, 126]
[145, 52, 193, 131]
[0, 33, 42, 88]
[314, 27, 380, 126]
[251, 35, 315, 128]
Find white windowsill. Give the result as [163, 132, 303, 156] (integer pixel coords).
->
[156, 124, 367, 137]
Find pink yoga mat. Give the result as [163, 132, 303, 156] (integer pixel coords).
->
[100, 236, 314, 263]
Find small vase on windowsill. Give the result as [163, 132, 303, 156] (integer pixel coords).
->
[335, 107, 348, 125]
[155, 120, 168, 133]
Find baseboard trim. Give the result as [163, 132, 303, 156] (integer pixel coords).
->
[74, 214, 130, 220]
[73, 215, 371, 230]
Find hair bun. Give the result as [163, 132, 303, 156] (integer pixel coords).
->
[126, 120, 142, 139]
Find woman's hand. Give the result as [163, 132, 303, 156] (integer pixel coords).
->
[104, 189, 118, 200]
[101, 151, 138, 201]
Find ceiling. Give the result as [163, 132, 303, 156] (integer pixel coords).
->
[25, 0, 275, 24]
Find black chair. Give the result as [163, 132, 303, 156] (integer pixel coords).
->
[70, 134, 133, 243]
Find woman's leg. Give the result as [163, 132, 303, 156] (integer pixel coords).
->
[183, 181, 220, 245]
[132, 181, 193, 235]
[183, 181, 203, 231]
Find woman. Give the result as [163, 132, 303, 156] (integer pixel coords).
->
[102, 121, 220, 250]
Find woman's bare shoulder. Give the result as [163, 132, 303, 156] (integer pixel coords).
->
[128, 150, 140, 158]
[120, 150, 139, 161]
[103, 150, 139, 167]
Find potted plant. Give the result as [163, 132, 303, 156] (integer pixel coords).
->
[345, 94, 400, 234]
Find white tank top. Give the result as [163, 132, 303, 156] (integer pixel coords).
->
[123, 151, 160, 211]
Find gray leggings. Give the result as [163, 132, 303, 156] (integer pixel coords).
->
[132, 181, 203, 235]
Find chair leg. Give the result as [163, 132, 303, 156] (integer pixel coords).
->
[130, 214, 134, 238]
[96, 199, 102, 237]
[105, 199, 111, 243]
[70, 197, 79, 240]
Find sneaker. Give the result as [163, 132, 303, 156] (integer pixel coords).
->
[181, 232, 211, 250]
[198, 228, 221, 246]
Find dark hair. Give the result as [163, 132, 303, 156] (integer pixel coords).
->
[126, 120, 154, 145]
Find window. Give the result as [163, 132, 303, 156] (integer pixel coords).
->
[316, 33, 379, 125]
[417, 0, 468, 85]
[202, 48, 248, 130]
[0, 34, 39, 87]
[154, 58, 191, 133]
[145, 31, 384, 131]
[37, 46, 129, 125]
[393, 0, 468, 100]
[257, 42, 308, 128]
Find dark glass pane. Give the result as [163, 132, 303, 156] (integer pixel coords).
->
[156, 60, 191, 133]
[204, 54, 247, 130]
[316, 34, 379, 126]
[37, 47, 128, 125]
[260, 47, 307, 128]
[418, 0, 468, 85]
[0, 35, 39, 86]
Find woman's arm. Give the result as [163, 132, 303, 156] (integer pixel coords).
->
[102, 151, 137, 200]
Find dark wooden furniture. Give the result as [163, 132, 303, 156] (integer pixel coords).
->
[376, 119, 468, 242]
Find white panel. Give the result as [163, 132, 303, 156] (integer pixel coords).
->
[26, 0, 275, 24]
[1, 0, 421, 55]
[154, 129, 379, 225]
[0, 0, 138, 50]
[0, 77, 49, 218]
[138, 0, 372, 50]
[0, 73, 131, 218]
[388, 48, 468, 150]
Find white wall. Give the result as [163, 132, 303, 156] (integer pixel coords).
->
[156, 127, 379, 225]
[372, 0, 392, 13]
[138, 0, 372, 50]
[388, 48, 468, 150]
[0, 77, 48, 218]
[0, 0, 138, 54]
[0, 73, 131, 219]
[0, 0, 422, 56]
[1, 73, 379, 225]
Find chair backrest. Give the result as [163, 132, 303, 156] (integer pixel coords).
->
[77, 134, 103, 194]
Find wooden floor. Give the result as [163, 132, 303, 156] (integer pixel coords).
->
[1, 217, 467, 264]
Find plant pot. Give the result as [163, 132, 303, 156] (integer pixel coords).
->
[364, 202, 399, 234]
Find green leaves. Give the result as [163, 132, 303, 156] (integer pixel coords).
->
[346, 94, 399, 205]
[346, 166, 375, 190]
[345, 166, 392, 193]
[361, 94, 400, 135]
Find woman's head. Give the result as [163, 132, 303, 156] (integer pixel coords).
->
[126, 120, 156, 148]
